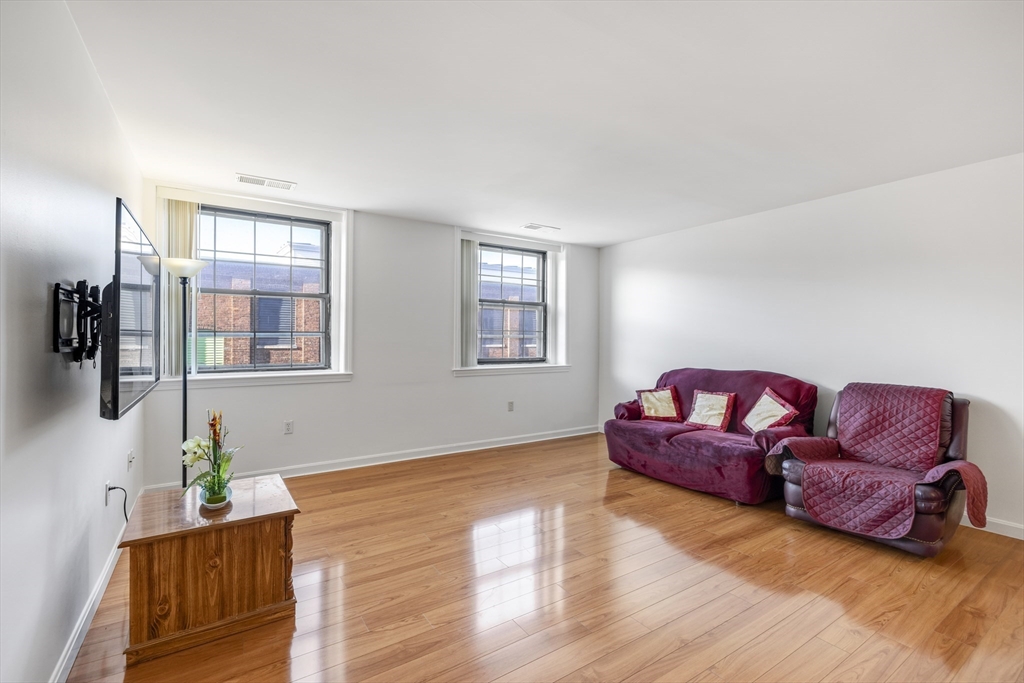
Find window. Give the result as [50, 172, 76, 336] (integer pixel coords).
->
[456, 230, 568, 374]
[477, 244, 546, 363]
[194, 206, 330, 372]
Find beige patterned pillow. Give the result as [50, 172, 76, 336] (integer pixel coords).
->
[742, 388, 799, 433]
[637, 386, 682, 422]
[684, 390, 736, 431]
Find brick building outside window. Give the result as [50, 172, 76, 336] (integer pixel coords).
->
[194, 206, 330, 372]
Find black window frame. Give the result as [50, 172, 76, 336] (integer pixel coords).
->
[195, 205, 331, 373]
[476, 243, 547, 364]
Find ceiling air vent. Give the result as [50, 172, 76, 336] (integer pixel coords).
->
[521, 223, 561, 232]
[235, 173, 296, 191]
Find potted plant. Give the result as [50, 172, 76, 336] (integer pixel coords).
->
[182, 410, 242, 509]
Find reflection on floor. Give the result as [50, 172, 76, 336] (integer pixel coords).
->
[68, 433, 1023, 683]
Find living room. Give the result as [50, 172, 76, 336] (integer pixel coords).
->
[1, 2, 1021, 682]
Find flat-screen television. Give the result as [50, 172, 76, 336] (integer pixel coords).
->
[100, 198, 160, 420]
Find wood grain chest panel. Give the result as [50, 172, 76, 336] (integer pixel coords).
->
[119, 475, 298, 665]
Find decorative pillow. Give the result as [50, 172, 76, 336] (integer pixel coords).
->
[637, 386, 683, 422]
[742, 387, 800, 433]
[684, 390, 736, 431]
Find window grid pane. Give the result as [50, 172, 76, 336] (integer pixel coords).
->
[196, 207, 330, 372]
[476, 244, 546, 363]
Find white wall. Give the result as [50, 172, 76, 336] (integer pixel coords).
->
[598, 154, 1024, 538]
[0, 3, 147, 682]
[143, 211, 600, 486]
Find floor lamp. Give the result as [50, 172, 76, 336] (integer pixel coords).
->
[164, 258, 209, 488]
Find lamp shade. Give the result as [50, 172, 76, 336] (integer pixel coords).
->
[137, 255, 161, 277]
[164, 258, 208, 279]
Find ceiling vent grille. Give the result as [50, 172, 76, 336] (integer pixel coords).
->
[235, 173, 296, 191]
[521, 223, 561, 232]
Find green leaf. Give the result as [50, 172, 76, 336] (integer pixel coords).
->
[219, 452, 233, 478]
[181, 470, 213, 497]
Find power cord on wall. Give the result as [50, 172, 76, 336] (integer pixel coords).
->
[107, 485, 128, 524]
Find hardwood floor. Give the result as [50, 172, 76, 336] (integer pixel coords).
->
[68, 434, 1024, 683]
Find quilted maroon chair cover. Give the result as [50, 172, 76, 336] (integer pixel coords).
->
[767, 383, 987, 557]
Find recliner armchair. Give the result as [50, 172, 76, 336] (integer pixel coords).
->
[766, 383, 986, 557]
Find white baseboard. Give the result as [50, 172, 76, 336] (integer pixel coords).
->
[51, 489, 143, 683]
[963, 514, 1024, 540]
[145, 425, 600, 492]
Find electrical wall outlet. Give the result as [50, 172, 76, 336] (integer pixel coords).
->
[104, 481, 111, 506]
[508, 401, 514, 412]
[127, 448, 135, 472]
[284, 420, 294, 435]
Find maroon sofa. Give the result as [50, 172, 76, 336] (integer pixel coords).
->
[604, 368, 818, 504]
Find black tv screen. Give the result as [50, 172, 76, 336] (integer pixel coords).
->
[100, 198, 160, 420]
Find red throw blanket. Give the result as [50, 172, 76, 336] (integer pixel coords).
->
[765, 382, 988, 539]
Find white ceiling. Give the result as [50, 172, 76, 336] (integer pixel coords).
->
[68, 1, 1023, 246]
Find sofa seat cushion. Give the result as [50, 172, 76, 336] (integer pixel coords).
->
[669, 428, 762, 453]
[604, 419, 778, 504]
[782, 458, 958, 514]
[604, 419, 700, 450]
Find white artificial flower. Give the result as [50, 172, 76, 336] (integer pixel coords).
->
[182, 436, 211, 466]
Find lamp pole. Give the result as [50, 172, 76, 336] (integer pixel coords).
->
[163, 257, 208, 489]
[180, 275, 189, 488]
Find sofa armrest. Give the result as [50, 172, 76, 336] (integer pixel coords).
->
[947, 398, 970, 461]
[915, 472, 964, 514]
[751, 424, 810, 453]
[781, 458, 805, 485]
[764, 437, 840, 475]
[614, 400, 642, 421]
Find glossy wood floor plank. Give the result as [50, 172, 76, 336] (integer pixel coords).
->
[624, 588, 820, 683]
[67, 434, 1024, 683]
[425, 618, 591, 683]
[557, 592, 752, 683]
[753, 636, 851, 683]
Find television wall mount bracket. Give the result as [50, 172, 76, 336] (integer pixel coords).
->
[53, 280, 102, 365]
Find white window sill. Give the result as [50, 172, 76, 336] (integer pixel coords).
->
[452, 364, 570, 377]
[154, 370, 352, 390]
